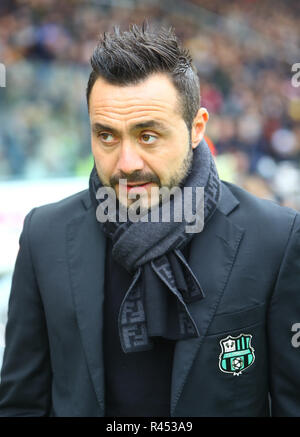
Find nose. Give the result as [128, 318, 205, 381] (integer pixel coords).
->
[116, 140, 144, 175]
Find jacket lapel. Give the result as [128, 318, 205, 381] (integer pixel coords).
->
[171, 183, 245, 416]
[66, 199, 106, 415]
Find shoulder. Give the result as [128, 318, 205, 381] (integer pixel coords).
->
[31, 189, 90, 220]
[220, 181, 300, 245]
[223, 180, 298, 222]
[23, 189, 92, 240]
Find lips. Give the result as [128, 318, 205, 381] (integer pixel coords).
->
[126, 182, 152, 192]
[127, 182, 148, 186]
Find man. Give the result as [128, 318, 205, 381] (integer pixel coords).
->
[0, 25, 300, 417]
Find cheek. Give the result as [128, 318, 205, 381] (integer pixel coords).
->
[91, 141, 115, 180]
[163, 146, 190, 181]
[145, 151, 183, 184]
[158, 143, 189, 168]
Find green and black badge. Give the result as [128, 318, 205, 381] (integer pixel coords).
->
[219, 334, 255, 376]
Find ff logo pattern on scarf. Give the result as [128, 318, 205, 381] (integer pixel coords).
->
[219, 333, 255, 376]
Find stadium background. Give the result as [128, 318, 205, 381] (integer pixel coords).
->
[0, 0, 299, 367]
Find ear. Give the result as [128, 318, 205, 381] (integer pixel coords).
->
[191, 108, 209, 149]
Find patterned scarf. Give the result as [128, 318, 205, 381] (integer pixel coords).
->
[89, 139, 221, 353]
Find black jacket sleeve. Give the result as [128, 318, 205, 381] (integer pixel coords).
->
[0, 209, 52, 416]
[268, 212, 300, 416]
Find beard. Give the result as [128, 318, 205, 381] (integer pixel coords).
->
[166, 142, 193, 190]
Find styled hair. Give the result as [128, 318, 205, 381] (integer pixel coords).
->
[86, 24, 200, 130]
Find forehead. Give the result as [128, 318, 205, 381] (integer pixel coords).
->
[88, 73, 181, 124]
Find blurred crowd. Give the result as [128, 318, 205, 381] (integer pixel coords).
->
[0, 0, 299, 209]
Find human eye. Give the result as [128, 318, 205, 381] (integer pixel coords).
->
[140, 133, 158, 145]
[98, 132, 117, 144]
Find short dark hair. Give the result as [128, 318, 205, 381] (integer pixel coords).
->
[86, 24, 200, 130]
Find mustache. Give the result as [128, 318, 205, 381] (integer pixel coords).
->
[110, 170, 161, 187]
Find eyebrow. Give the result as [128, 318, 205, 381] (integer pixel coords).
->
[92, 120, 170, 135]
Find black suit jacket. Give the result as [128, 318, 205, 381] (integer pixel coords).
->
[0, 181, 300, 417]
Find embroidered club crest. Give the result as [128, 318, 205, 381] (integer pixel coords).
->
[219, 334, 255, 376]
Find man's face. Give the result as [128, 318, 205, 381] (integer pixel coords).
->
[89, 72, 207, 208]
